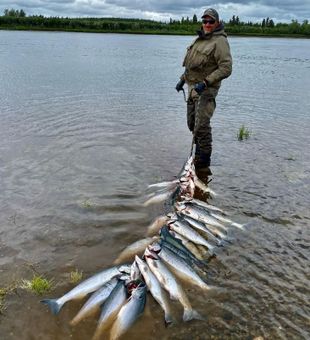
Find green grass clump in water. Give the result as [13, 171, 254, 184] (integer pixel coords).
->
[0, 298, 5, 314]
[0, 288, 7, 314]
[21, 275, 53, 295]
[69, 269, 83, 284]
[237, 125, 251, 140]
[0, 283, 18, 314]
[82, 199, 92, 208]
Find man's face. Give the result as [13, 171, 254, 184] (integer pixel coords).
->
[202, 15, 218, 33]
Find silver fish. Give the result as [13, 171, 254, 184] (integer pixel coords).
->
[192, 174, 217, 196]
[153, 244, 210, 291]
[109, 283, 147, 340]
[178, 156, 194, 178]
[93, 280, 128, 340]
[182, 197, 225, 214]
[209, 211, 244, 230]
[143, 191, 172, 206]
[160, 225, 201, 263]
[181, 214, 222, 244]
[179, 176, 195, 198]
[146, 215, 169, 236]
[169, 230, 205, 261]
[176, 203, 227, 231]
[145, 248, 203, 322]
[160, 239, 202, 268]
[135, 255, 173, 324]
[147, 180, 178, 190]
[130, 260, 141, 282]
[113, 237, 158, 264]
[169, 219, 215, 254]
[70, 277, 119, 326]
[41, 264, 130, 315]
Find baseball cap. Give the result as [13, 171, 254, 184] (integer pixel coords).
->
[201, 8, 219, 21]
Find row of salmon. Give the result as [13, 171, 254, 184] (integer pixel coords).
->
[42, 156, 244, 339]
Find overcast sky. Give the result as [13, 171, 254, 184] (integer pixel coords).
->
[0, 0, 309, 23]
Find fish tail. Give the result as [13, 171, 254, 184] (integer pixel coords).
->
[232, 222, 244, 230]
[70, 311, 85, 326]
[40, 298, 63, 315]
[208, 247, 217, 258]
[199, 282, 212, 291]
[183, 308, 205, 322]
[70, 317, 79, 326]
[164, 312, 173, 325]
[193, 259, 207, 269]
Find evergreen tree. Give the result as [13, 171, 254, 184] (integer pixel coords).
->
[3, 8, 26, 17]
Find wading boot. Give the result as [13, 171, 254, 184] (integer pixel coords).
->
[195, 152, 212, 178]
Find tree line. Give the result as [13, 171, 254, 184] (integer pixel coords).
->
[1, 9, 309, 37]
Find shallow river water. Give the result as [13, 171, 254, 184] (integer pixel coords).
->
[0, 31, 309, 340]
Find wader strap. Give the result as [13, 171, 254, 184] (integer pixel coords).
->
[190, 135, 195, 156]
[181, 88, 187, 102]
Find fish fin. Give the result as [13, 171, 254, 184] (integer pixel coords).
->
[40, 299, 63, 315]
[183, 308, 205, 322]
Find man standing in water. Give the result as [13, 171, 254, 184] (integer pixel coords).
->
[176, 8, 232, 177]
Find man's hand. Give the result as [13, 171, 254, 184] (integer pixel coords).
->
[175, 79, 185, 92]
[194, 81, 207, 95]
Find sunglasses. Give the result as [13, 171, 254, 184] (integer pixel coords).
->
[202, 19, 216, 25]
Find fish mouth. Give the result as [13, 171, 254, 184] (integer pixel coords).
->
[144, 247, 159, 260]
[167, 218, 178, 226]
[148, 243, 161, 253]
[126, 280, 145, 294]
[144, 254, 158, 260]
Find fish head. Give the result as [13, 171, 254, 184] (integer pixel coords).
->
[166, 212, 177, 220]
[144, 247, 159, 260]
[180, 195, 192, 203]
[127, 282, 147, 303]
[134, 255, 149, 274]
[134, 282, 147, 298]
[126, 279, 143, 295]
[119, 273, 130, 281]
[179, 176, 189, 183]
[167, 214, 178, 225]
[174, 202, 186, 211]
[118, 264, 131, 274]
[130, 261, 141, 281]
[148, 242, 161, 254]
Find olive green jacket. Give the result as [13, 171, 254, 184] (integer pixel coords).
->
[182, 24, 232, 92]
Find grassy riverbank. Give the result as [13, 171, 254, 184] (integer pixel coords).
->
[0, 14, 309, 38]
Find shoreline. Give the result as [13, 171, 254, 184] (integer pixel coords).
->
[0, 26, 309, 39]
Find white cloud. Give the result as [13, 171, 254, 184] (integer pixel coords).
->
[0, 0, 309, 22]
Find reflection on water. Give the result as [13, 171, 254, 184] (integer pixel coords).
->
[0, 31, 309, 339]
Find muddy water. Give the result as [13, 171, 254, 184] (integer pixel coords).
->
[0, 31, 309, 339]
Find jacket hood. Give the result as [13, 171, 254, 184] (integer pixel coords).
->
[197, 22, 226, 39]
